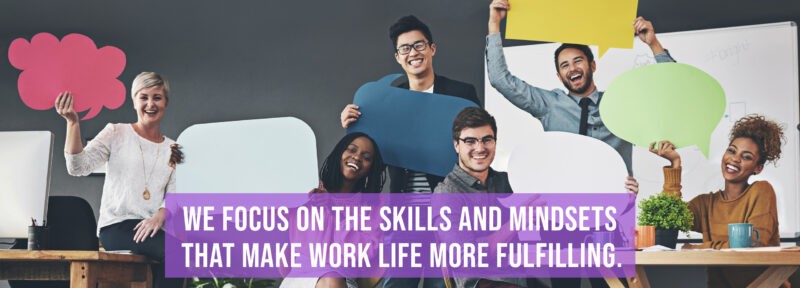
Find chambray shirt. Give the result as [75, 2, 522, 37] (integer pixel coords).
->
[486, 33, 676, 175]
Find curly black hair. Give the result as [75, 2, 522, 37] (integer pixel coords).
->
[319, 132, 386, 193]
[729, 114, 785, 165]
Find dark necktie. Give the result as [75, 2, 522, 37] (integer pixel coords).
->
[578, 98, 592, 135]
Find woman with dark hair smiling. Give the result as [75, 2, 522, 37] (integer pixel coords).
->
[649, 114, 785, 287]
[281, 132, 386, 288]
[315, 132, 386, 194]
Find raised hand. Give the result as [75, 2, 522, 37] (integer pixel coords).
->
[634, 17, 664, 54]
[55, 91, 79, 123]
[340, 104, 361, 128]
[649, 140, 681, 168]
[488, 0, 510, 34]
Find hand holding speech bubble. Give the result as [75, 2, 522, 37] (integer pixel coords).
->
[505, 0, 638, 57]
[347, 74, 479, 177]
[599, 63, 726, 158]
[8, 32, 127, 120]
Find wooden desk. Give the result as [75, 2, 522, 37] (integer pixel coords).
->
[604, 251, 800, 288]
[0, 250, 152, 288]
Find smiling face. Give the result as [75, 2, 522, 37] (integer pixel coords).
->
[556, 48, 596, 97]
[721, 137, 764, 184]
[340, 136, 375, 187]
[132, 86, 167, 126]
[394, 30, 436, 79]
[454, 125, 496, 178]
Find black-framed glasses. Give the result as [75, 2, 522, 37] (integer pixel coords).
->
[396, 40, 430, 55]
[458, 136, 496, 146]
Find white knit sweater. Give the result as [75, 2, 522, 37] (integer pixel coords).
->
[65, 123, 175, 235]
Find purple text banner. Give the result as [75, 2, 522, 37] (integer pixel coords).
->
[165, 193, 635, 279]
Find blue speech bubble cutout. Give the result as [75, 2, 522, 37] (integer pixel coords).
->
[348, 74, 479, 177]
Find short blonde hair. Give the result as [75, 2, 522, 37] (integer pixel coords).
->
[131, 72, 169, 100]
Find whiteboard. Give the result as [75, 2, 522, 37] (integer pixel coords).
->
[0, 131, 53, 239]
[486, 22, 800, 238]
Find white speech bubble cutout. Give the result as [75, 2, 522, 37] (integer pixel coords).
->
[505, 131, 629, 241]
[508, 131, 628, 193]
[176, 117, 318, 194]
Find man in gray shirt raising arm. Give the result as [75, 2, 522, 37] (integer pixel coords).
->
[486, 0, 674, 181]
[487, 1, 669, 287]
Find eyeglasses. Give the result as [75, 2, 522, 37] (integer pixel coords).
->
[396, 40, 430, 55]
[457, 136, 496, 146]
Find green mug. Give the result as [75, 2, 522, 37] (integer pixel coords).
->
[728, 223, 759, 248]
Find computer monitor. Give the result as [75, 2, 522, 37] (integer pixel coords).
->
[0, 131, 53, 239]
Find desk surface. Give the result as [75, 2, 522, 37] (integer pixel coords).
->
[0, 250, 149, 263]
[0, 250, 153, 287]
[636, 251, 800, 265]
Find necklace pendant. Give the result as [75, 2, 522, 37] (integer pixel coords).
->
[143, 189, 151, 200]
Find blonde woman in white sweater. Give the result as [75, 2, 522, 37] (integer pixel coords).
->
[56, 72, 181, 288]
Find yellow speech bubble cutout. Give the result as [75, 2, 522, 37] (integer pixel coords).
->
[505, 0, 638, 57]
[599, 63, 726, 158]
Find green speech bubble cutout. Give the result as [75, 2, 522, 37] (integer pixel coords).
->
[600, 63, 726, 158]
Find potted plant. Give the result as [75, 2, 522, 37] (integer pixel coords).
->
[638, 193, 694, 249]
[191, 277, 276, 288]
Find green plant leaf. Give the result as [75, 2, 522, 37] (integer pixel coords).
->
[638, 193, 694, 233]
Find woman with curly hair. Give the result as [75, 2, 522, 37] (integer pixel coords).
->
[649, 114, 785, 287]
[314, 132, 386, 195]
[281, 132, 386, 288]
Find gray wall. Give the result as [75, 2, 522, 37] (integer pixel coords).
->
[1, 0, 799, 287]
[0, 0, 491, 218]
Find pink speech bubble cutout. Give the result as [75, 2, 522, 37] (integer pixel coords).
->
[8, 32, 127, 120]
